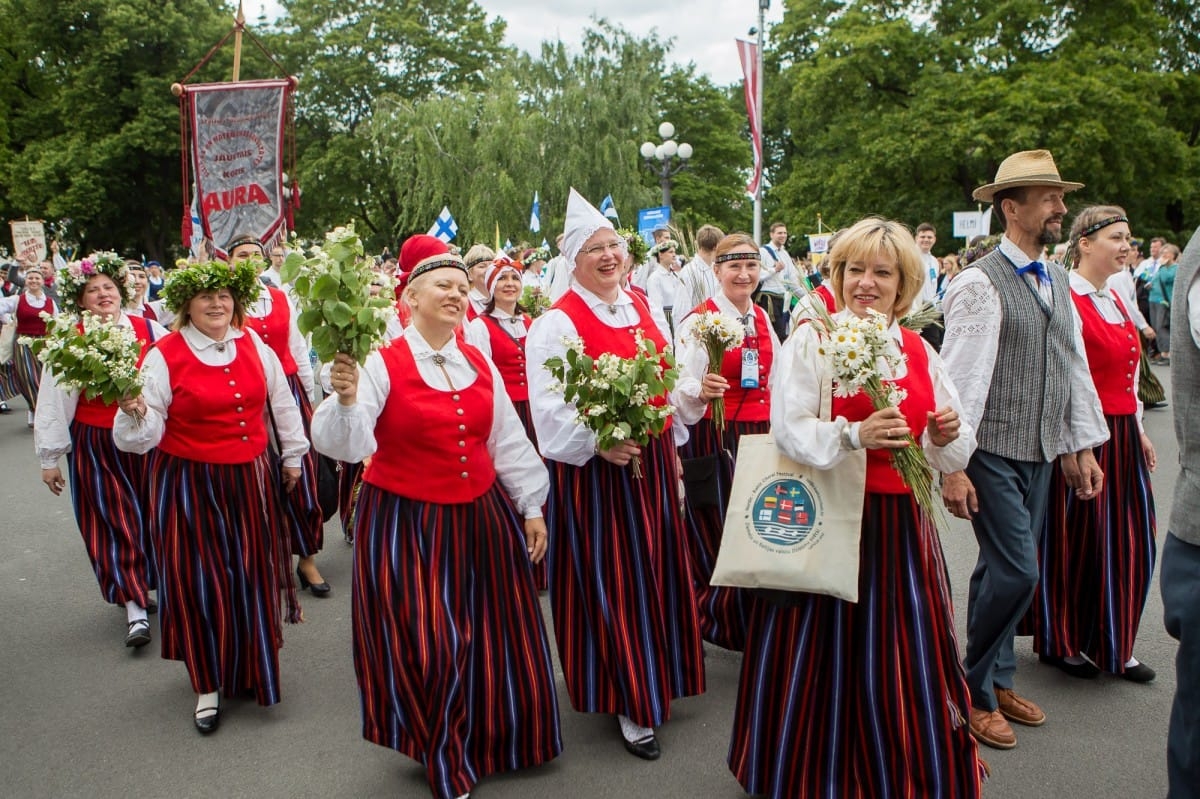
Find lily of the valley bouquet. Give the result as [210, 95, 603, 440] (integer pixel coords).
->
[685, 311, 745, 432]
[815, 308, 941, 523]
[544, 332, 678, 478]
[281, 222, 397, 364]
[520, 285, 551, 318]
[23, 311, 143, 408]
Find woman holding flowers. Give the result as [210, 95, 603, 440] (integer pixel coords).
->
[0, 266, 58, 426]
[1021, 206, 1158, 683]
[729, 218, 983, 797]
[312, 234, 560, 799]
[113, 259, 308, 735]
[526, 189, 704, 761]
[672, 233, 778, 651]
[33, 254, 167, 648]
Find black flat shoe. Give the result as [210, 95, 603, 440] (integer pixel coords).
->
[622, 734, 661, 761]
[194, 706, 220, 735]
[296, 565, 332, 597]
[125, 619, 152, 648]
[1039, 653, 1100, 679]
[1120, 662, 1156, 683]
[146, 598, 158, 614]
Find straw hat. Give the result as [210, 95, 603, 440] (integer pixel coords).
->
[972, 150, 1084, 202]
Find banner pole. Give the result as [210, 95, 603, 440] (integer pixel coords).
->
[752, 2, 766, 245]
[232, 2, 245, 82]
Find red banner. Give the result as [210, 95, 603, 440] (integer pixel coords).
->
[737, 39, 763, 200]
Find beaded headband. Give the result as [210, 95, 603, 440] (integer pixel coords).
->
[715, 252, 761, 264]
[409, 255, 468, 282]
[1075, 215, 1129, 240]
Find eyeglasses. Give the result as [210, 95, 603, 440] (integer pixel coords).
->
[580, 240, 628, 257]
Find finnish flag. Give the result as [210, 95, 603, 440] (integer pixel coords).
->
[599, 194, 619, 221]
[428, 206, 458, 243]
[529, 192, 541, 233]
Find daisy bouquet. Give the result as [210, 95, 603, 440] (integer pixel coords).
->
[544, 332, 678, 478]
[23, 311, 143, 408]
[815, 308, 941, 523]
[281, 222, 397, 365]
[684, 310, 745, 432]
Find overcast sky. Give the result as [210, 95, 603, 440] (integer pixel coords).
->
[256, 1, 784, 86]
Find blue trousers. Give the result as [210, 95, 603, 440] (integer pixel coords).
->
[1163, 532, 1200, 799]
[963, 450, 1051, 711]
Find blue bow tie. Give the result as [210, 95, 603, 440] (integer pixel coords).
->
[1016, 260, 1051, 285]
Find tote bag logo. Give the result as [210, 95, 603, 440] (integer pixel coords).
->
[747, 475, 823, 553]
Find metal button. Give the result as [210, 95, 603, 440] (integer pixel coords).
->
[229, 380, 236, 386]
[452, 394, 460, 401]
[234, 393, 242, 399]
[236, 407, 243, 412]
[458, 440, 465, 447]
[456, 408, 464, 416]
[223, 368, 231, 374]
[460, 472, 468, 479]
[458, 424, 466, 432]
[241, 435, 249, 441]
[239, 421, 246, 427]
[460, 455, 467, 463]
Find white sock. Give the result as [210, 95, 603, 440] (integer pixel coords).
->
[125, 601, 148, 625]
[1063, 654, 1087, 666]
[195, 691, 219, 718]
[1125, 657, 1140, 668]
[618, 714, 654, 743]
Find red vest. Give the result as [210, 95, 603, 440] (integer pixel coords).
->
[814, 285, 837, 313]
[1072, 289, 1139, 416]
[16, 293, 51, 336]
[692, 298, 772, 423]
[830, 328, 933, 494]
[244, 287, 298, 376]
[552, 289, 673, 433]
[155, 331, 269, 464]
[363, 338, 497, 503]
[73, 316, 156, 429]
[482, 313, 531, 402]
[141, 303, 158, 322]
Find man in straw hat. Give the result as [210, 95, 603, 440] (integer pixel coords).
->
[939, 150, 1109, 750]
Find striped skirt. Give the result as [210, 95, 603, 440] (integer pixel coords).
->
[148, 451, 298, 705]
[729, 494, 982, 798]
[683, 417, 767, 651]
[12, 339, 42, 410]
[512, 397, 548, 591]
[1021, 413, 1157, 671]
[271, 374, 323, 557]
[352, 482, 562, 799]
[547, 433, 706, 728]
[337, 459, 364, 540]
[0, 360, 20, 401]
[67, 421, 155, 607]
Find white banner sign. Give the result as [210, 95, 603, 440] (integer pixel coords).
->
[10, 220, 46, 264]
[808, 233, 831, 254]
[952, 211, 985, 239]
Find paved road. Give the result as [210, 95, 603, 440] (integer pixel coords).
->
[0, 368, 1179, 798]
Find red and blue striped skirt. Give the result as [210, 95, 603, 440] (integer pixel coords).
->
[148, 451, 298, 705]
[512, 397, 548, 590]
[12, 339, 42, 410]
[67, 420, 155, 607]
[271, 374, 323, 557]
[1021, 413, 1157, 671]
[683, 417, 768, 651]
[352, 481, 561, 799]
[337, 459, 364, 540]
[729, 494, 982, 798]
[0, 360, 19, 401]
[547, 433, 706, 728]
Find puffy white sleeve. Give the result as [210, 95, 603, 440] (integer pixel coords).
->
[113, 347, 170, 454]
[284, 299, 316, 401]
[0, 295, 20, 315]
[33, 367, 79, 468]
[464, 317, 493, 358]
[310, 351, 389, 464]
[526, 309, 599, 466]
[939, 269, 1002, 437]
[921, 339, 976, 473]
[256, 333, 310, 466]
[769, 324, 857, 469]
[670, 313, 709, 426]
[486, 361, 550, 517]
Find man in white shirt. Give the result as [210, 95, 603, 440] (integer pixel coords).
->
[757, 221, 800, 341]
[940, 150, 1107, 751]
[914, 222, 943, 348]
[671, 224, 723, 318]
[1134, 237, 1165, 281]
[543, 234, 573, 302]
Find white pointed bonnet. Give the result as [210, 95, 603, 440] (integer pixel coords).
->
[561, 188, 614, 269]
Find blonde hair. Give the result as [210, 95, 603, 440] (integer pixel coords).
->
[827, 217, 924, 318]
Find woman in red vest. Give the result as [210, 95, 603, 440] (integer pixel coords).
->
[526, 189, 704, 761]
[672, 233, 779, 651]
[1022, 206, 1158, 683]
[314, 235, 560, 799]
[35, 254, 167, 648]
[228, 235, 330, 597]
[0, 267, 57, 426]
[729, 218, 983, 797]
[122, 261, 163, 322]
[114, 259, 308, 735]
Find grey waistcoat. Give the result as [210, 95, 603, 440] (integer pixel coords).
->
[973, 249, 1073, 463]
[1169, 226, 1200, 545]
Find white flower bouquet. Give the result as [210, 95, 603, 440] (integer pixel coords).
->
[280, 222, 397, 364]
[23, 311, 143, 406]
[520, 285, 551, 318]
[544, 332, 678, 478]
[684, 310, 745, 432]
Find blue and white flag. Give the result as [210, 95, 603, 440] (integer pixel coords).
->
[504, 238, 513, 251]
[599, 194, 619, 221]
[428, 206, 458, 243]
[529, 192, 541, 233]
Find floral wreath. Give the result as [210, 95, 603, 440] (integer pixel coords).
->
[161, 259, 262, 314]
[649, 239, 680, 258]
[617, 227, 649, 264]
[57, 252, 132, 316]
[959, 234, 1002, 267]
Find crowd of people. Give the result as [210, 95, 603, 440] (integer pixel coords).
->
[2, 148, 1198, 799]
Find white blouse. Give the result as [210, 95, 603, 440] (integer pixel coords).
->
[245, 284, 316, 402]
[464, 309, 529, 360]
[672, 292, 781, 426]
[112, 325, 309, 467]
[34, 313, 170, 468]
[0, 292, 55, 318]
[525, 285, 683, 466]
[770, 310, 975, 475]
[309, 325, 548, 519]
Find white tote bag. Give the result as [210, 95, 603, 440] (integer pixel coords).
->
[0, 321, 14, 365]
[710, 432, 867, 603]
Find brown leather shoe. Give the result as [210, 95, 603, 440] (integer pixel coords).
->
[994, 687, 1045, 727]
[969, 708, 1016, 750]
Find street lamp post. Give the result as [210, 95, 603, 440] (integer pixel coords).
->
[639, 122, 693, 209]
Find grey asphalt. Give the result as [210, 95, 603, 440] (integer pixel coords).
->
[0, 368, 1178, 798]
